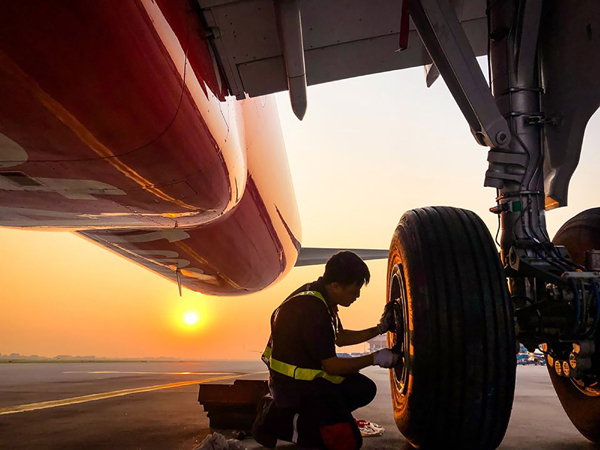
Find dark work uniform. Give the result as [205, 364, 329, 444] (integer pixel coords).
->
[267, 278, 377, 448]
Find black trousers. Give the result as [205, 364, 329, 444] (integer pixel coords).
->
[270, 373, 377, 448]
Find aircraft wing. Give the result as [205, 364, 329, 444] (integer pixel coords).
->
[295, 248, 388, 267]
[199, 0, 487, 115]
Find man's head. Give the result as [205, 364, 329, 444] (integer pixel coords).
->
[322, 251, 370, 307]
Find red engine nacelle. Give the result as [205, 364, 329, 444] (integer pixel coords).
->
[0, 0, 301, 295]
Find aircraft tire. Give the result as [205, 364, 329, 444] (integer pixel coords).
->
[386, 206, 516, 449]
[553, 207, 600, 266]
[548, 207, 600, 443]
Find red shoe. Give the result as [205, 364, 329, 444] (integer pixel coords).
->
[320, 422, 359, 450]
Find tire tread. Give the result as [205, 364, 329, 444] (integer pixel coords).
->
[389, 206, 516, 449]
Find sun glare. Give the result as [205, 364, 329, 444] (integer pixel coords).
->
[183, 312, 199, 326]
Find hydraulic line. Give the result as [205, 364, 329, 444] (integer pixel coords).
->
[488, 0, 547, 262]
[569, 278, 582, 338]
[586, 281, 600, 339]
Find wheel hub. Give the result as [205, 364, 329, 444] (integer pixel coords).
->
[546, 341, 600, 397]
[389, 264, 409, 394]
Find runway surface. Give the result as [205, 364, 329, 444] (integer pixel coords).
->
[0, 361, 596, 449]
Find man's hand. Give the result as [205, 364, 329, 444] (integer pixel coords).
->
[377, 301, 396, 334]
[373, 349, 399, 368]
[322, 354, 376, 376]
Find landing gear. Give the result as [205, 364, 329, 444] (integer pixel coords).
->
[386, 206, 516, 449]
[392, 0, 599, 447]
[546, 209, 600, 442]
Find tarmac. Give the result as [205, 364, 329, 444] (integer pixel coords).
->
[0, 361, 597, 449]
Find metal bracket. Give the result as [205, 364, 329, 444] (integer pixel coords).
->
[274, 0, 307, 120]
[508, 246, 566, 286]
[424, 63, 440, 87]
[408, 0, 511, 148]
[524, 113, 556, 126]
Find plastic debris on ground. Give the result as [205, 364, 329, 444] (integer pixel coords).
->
[194, 432, 247, 450]
[355, 419, 385, 437]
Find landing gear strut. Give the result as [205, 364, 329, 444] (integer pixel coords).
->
[388, 0, 600, 448]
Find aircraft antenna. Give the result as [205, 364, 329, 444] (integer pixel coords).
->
[176, 268, 182, 297]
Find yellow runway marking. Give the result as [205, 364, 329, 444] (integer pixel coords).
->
[0, 371, 267, 416]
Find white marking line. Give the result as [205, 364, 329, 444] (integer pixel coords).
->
[62, 371, 233, 376]
[0, 371, 267, 416]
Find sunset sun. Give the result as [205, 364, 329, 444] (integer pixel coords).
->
[183, 312, 199, 326]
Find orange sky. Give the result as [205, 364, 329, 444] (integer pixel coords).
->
[0, 227, 386, 359]
[2, 65, 599, 360]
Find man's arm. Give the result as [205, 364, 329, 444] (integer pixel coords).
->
[321, 354, 374, 376]
[322, 349, 398, 375]
[335, 327, 380, 347]
[335, 301, 397, 347]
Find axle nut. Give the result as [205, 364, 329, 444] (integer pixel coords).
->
[555, 360, 564, 376]
[569, 353, 577, 369]
[563, 361, 571, 377]
[569, 353, 592, 371]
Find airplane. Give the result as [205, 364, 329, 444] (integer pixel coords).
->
[0, 1, 599, 448]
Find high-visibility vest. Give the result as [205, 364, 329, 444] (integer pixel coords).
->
[262, 290, 345, 384]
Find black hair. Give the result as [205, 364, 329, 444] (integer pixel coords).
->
[322, 251, 370, 287]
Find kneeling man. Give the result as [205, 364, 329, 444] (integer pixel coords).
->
[254, 251, 397, 449]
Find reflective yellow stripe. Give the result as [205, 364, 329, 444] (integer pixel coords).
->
[269, 357, 297, 378]
[261, 346, 272, 365]
[269, 356, 344, 384]
[263, 290, 344, 384]
[263, 346, 272, 359]
[288, 290, 327, 308]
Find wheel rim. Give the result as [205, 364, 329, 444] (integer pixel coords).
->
[389, 263, 409, 394]
[571, 377, 600, 397]
[552, 209, 600, 398]
[548, 349, 600, 397]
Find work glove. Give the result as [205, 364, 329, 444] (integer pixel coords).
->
[373, 349, 399, 368]
[377, 301, 396, 334]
